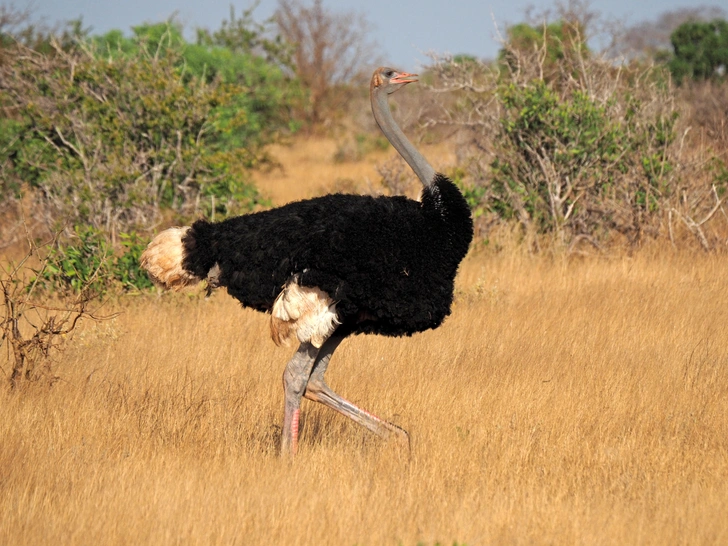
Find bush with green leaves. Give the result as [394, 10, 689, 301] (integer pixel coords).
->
[95, 19, 302, 154]
[0, 18, 300, 238]
[422, 16, 728, 251]
[486, 79, 677, 245]
[34, 226, 153, 296]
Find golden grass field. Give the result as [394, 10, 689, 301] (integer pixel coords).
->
[2, 138, 728, 545]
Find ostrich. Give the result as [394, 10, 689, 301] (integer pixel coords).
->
[140, 67, 474, 456]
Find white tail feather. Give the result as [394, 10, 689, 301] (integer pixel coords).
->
[140, 227, 201, 291]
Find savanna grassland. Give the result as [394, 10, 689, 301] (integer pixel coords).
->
[2, 139, 728, 545]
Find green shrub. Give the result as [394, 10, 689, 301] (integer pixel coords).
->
[486, 79, 676, 241]
[35, 226, 112, 296]
[114, 232, 156, 292]
[34, 226, 153, 295]
[0, 19, 301, 236]
[425, 29, 687, 249]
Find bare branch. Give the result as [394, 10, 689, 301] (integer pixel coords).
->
[275, 0, 381, 125]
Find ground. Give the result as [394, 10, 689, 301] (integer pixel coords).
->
[1, 137, 727, 545]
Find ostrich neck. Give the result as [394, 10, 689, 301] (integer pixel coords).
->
[371, 90, 436, 188]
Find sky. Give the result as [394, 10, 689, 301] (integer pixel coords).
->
[22, 0, 728, 68]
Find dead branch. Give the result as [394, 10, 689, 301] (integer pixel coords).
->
[0, 228, 116, 388]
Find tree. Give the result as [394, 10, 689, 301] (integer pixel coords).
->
[274, 0, 380, 125]
[610, 6, 726, 62]
[668, 19, 728, 83]
[196, 4, 292, 68]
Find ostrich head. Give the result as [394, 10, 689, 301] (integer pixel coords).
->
[371, 67, 418, 95]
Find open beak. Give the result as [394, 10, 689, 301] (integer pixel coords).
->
[391, 72, 418, 85]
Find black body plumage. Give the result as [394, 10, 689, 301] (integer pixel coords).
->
[182, 173, 473, 339]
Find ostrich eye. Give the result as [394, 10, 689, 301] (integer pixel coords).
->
[385, 70, 394, 78]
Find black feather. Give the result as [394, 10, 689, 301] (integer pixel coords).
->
[182, 173, 473, 338]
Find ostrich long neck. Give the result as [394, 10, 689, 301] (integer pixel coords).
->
[371, 89, 436, 188]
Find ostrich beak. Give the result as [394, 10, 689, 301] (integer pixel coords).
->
[391, 72, 418, 85]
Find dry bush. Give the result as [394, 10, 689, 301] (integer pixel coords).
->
[678, 80, 728, 148]
[0, 230, 115, 387]
[375, 155, 418, 197]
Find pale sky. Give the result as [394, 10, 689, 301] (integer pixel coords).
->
[22, 0, 728, 67]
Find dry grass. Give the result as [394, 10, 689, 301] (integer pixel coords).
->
[1, 250, 727, 545]
[252, 136, 455, 205]
[2, 138, 727, 545]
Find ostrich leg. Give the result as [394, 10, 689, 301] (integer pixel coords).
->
[281, 342, 319, 456]
[304, 334, 410, 445]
